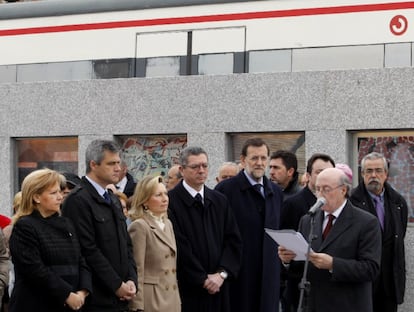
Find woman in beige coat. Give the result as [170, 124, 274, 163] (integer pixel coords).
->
[128, 175, 181, 312]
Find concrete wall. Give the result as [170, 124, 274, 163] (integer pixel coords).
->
[0, 67, 413, 309]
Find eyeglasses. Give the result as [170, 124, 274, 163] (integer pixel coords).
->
[315, 184, 344, 195]
[185, 163, 209, 170]
[363, 168, 385, 175]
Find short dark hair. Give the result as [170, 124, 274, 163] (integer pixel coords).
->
[240, 138, 269, 157]
[270, 150, 298, 172]
[306, 153, 335, 174]
[179, 146, 208, 167]
[85, 140, 120, 173]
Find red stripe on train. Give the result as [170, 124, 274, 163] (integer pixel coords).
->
[1, 1, 414, 36]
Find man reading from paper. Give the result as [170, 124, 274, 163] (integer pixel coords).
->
[278, 168, 381, 312]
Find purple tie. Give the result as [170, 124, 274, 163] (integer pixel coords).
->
[373, 196, 384, 230]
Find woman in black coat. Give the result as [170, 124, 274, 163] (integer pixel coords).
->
[9, 168, 92, 312]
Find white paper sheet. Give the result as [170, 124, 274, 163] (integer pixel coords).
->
[265, 228, 311, 261]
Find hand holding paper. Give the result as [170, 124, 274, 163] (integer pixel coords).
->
[278, 245, 297, 263]
[265, 229, 312, 261]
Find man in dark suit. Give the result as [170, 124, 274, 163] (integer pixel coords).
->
[279, 153, 335, 312]
[116, 160, 136, 198]
[168, 146, 242, 312]
[279, 168, 381, 312]
[281, 153, 335, 231]
[215, 138, 283, 312]
[62, 139, 137, 312]
[350, 152, 408, 312]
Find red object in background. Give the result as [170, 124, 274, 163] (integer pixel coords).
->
[0, 215, 11, 229]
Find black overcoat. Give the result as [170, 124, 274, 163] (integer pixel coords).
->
[62, 177, 137, 311]
[215, 171, 283, 312]
[10, 211, 92, 312]
[168, 182, 242, 312]
[350, 181, 408, 304]
[281, 186, 316, 230]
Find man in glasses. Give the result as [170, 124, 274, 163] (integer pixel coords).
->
[279, 153, 335, 311]
[215, 138, 283, 312]
[350, 152, 408, 312]
[279, 167, 381, 312]
[168, 146, 242, 312]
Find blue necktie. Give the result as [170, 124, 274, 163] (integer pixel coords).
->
[254, 184, 264, 198]
[103, 191, 111, 204]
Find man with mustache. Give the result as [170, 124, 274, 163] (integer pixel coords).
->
[350, 152, 408, 312]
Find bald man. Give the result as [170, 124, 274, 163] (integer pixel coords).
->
[165, 165, 183, 191]
[215, 162, 239, 183]
[279, 168, 381, 312]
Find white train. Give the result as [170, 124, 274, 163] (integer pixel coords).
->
[1, 0, 413, 79]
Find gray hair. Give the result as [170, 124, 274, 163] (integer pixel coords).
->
[85, 140, 120, 173]
[360, 152, 388, 173]
[339, 173, 352, 198]
[179, 146, 208, 167]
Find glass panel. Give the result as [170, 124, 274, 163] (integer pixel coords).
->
[249, 50, 291, 73]
[0, 65, 17, 83]
[17, 61, 92, 82]
[16, 137, 78, 190]
[146, 57, 180, 77]
[228, 132, 306, 175]
[198, 53, 233, 75]
[117, 135, 187, 183]
[354, 131, 414, 222]
[385, 42, 411, 68]
[93, 59, 132, 79]
[292, 45, 384, 71]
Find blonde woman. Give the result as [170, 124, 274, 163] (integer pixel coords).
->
[9, 169, 91, 312]
[128, 176, 180, 312]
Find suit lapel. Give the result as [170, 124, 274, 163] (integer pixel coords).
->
[143, 214, 176, 252]
[318, 202, 353, 251]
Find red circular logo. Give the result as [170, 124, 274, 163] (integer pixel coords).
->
[390, 15, 408, 36]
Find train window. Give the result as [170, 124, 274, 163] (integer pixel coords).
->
[248, 50, 292, 73]
[15, 137, 78, 191]
[292, 45, 384, 71]
[145, 57, 181, 78]
[198, 53, 234, 75]
[0, 65, 17, 83]
[193, 28, 245, 75]
[385, 43, 411, 68]
[93, 59, 133, 79]
[16, 61, 92, 82]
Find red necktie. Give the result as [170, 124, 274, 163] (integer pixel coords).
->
[322, 214, 335, 240]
